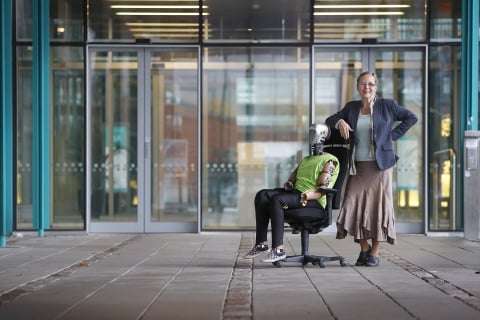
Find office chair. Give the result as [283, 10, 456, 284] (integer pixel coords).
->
[272, 128, 352, 268]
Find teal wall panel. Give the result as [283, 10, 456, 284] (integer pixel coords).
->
[1, 0, 14, 246]
[32, 0, 51, 236]
[461, 0, 479, 131]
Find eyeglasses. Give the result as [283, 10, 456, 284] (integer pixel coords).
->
[359, 82, 376, 87]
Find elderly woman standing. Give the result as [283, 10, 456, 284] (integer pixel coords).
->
[325, 71, 418, 267]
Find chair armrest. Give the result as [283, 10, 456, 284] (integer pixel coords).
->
[318, 187, 337, 195]
[318, 187, 338, 225]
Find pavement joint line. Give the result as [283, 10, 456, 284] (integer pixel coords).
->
[380, 247, 480, 312]
[0, 235, 141, 306]
[222, 233, 253, 320]
[134, 240, 207, 320]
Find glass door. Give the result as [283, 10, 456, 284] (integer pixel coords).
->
[87, 47, 199, 233]
[145, 48, 199, 233]
[314, 46, 425, 234]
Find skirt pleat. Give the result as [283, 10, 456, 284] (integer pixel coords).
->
[336, 161, 396, 245]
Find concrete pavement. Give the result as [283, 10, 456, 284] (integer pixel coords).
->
[0, 232, 479, 320]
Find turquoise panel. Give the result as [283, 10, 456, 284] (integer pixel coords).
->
[32, 0, 50, 236]
[1, 0, 14, 246]
[461, 0, 479, 131]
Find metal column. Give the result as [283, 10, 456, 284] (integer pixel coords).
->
[32, 0, 51, 236]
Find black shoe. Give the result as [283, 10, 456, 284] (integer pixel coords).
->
[355, 245, 372, 266]
[365, 255, 380, 267]
[244, 244, 269, 259]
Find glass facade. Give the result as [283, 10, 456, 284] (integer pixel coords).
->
[15, 0, 86, 230]
[313, 0, 427, 42]
[16, 45, 33, 228]
[428, 46, 462, 230]
[51, 46, 85, 228]
[314, 47, 425, 232]
[430, 0, 462, 42]
[51, 0, 84, 41]
[11, 0, 474, 233]
[428, 1, 462, 231]
[205, 0, 310, 42]
[87, 0, 200, 42]
[202, 47, 310, 229]
[149, 49, 199, 225]
[89, 50, 139, 222]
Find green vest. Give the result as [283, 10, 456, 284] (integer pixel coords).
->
[294, 153, 339, 208]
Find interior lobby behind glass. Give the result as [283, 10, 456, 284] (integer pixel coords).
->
[12, 0, 467, 233]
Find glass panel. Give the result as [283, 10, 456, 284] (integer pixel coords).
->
[202, 47, 310, 230]
[52, 46, 85, 229]
[51, 0, 85, 41]
[150, 49, 198, 222]
[428, 46, 462, 231]
[314, 47, 425, 231]
[374, 50, 424, 226]
[89, 51, 139, 222]
[16, 0, 33, 41]
[314, 0, 427, 42]
[205, 0, 310, 42]
[314, 50, 363, 120]
[430, 0, 462, 42]
[87, 0, 200, 42]
[16, 46, 34, 229]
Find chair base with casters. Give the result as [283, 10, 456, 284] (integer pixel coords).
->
[272, 228, 347, 268]
[272, 188, 348, 268]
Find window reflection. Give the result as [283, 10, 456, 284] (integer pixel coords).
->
[51, 0, 84, 41]
[205, 0, 310, 41]
[89, 51, 139, 221]
[52, 47, 85, 228]
[87, 0, 200, 42]
[314, 0, 427, 42]
[202, 47, 310, 229]
[430, 0, 462, 41]
[428, 46, 462, 231]
[16, 46, 33, 229]
[314, 47, 425, 227]
[150, 50, 199, 222]
[15, 0, 33, 41]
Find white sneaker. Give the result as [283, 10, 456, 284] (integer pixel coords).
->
[262, 248, 286, 262]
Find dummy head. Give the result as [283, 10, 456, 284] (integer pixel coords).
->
[309, 123, 330, 155]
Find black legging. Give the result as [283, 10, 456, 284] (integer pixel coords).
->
[254, 188, 323, 248]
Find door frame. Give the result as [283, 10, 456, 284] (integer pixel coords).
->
[86, 45, 199, 233]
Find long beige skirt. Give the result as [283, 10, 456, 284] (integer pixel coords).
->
[336, 161, 396, 245]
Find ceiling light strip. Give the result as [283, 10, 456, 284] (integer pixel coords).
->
[315, 5, 410, 9]
[314, 12, 404, 16]
[130, 28, 199, 32]
[116, 12, 209, 16]
[111, 5, 207, 9]
[126, 22, 199, 27]
[109, 0, 198, 2]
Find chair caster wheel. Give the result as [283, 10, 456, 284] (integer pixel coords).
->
[340, 260, 348, 267]
[273, 261, 283, 268]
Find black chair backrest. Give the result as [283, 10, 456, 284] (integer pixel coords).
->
[323, 128, 353, 209]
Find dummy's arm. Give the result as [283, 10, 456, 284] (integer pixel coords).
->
[317, 160, 336, 188]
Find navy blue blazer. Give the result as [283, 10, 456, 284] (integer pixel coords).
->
[325, 98, 418, 170]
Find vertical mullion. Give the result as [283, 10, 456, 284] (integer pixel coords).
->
[32, 0, 50, 236]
